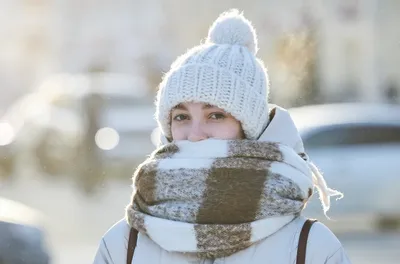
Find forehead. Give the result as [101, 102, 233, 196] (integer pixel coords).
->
[172, 102, 218, 110]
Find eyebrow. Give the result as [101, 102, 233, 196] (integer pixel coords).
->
[172, 104, 187, 111]
[172, 103, 216, 111]
[202, 104, 214, 109]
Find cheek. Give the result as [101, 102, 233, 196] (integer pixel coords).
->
[171, 123, 186, 140]
[212, 122, 244, 139]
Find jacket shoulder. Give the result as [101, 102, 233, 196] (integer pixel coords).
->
[276, 216, 343, 250]
[224, 217, 348, 263]
[93, 219, 130, 264]
[308, 220, 342, 246]
[102, 218, 131, 242]
[306, 220, 351, 263]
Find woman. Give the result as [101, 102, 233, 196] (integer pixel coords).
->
[94, 10, 351, 264]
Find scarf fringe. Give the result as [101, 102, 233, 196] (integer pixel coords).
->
[307, 159, 344, 217]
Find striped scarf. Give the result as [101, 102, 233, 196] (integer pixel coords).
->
[125, 139, 331, 258]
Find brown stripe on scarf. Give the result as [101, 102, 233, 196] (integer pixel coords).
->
[196, 139, 276, 226]
[227, 140, 283, 161]
[194, 223, 252, 259]
[211, 158, 273, 170]
[133, 143, 180, 205]
[195, 141, 282, 251]
[137, 168, 209, 222]
[127, 143, 180, 229]
[152, 143, 180, 159]
[126, 205, 149, 236]
[196, 157, 267, 224]
[134, 168, 158, 211]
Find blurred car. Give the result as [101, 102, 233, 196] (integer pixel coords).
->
[0, 144, 16, 180]
[0, 197, 50, 264]
[5, 73, 155, 185]
[289, 103, 400, 227]
[98, 94, 156, 167]
[0, 120, 18, 180]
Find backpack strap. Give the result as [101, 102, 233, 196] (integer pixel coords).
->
[127, 228, 138, 264]
[296, 219, 317, 264]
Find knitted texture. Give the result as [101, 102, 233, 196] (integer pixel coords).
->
[155, 9, 270, 140]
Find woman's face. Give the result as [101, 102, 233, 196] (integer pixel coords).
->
[170, 102, 244, 142]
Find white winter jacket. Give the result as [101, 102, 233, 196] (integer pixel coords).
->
[93, 216, 351, 264]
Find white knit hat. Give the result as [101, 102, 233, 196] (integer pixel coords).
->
[155, 9, 270, 140]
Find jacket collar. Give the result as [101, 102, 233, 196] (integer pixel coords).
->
[258, 105, 305, 153]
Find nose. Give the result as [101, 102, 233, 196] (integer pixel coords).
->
[187, 123, 208, 142]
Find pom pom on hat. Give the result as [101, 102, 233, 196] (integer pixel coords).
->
[206, 9, 258, 54]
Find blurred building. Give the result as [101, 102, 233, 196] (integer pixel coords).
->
[315, 0, 400, 104]
[0, 0, 399, 112]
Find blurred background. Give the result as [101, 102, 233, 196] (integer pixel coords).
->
[0, 0, 399, 263]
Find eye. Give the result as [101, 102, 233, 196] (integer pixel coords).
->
[209, 112, 226, 120]
[172, 114, 189, 121]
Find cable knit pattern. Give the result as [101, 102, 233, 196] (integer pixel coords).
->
[155, 9, 270, 140]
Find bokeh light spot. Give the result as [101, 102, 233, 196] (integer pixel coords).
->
[95, 127, 119, 150]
